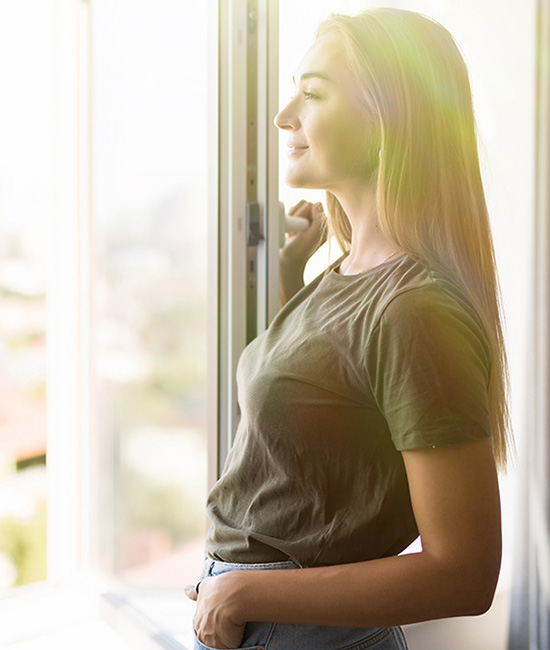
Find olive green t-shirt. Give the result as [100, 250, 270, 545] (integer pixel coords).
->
[205, 254, 491, 568]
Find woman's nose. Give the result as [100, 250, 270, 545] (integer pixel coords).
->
[273, 99, 297, 131]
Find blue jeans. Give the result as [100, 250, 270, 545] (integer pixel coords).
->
[193, 558, 408, 650]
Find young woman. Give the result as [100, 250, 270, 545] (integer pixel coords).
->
[185, 8, 511, 650]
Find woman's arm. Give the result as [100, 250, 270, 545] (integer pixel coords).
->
[188, 437, 501, 647]
[279, 200, 326, 309]
[279, 256, 306, 309]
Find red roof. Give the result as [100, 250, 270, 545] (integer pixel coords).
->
[0, 373, 46, 462]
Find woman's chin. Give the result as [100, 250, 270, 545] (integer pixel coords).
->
[284, 173, 319, 190]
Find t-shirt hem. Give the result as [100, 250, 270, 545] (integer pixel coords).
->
[393, 427, 491, 451]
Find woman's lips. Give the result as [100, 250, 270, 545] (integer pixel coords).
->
[288, 146, 308, 156]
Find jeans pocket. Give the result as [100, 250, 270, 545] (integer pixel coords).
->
[265, 623, 406, 650]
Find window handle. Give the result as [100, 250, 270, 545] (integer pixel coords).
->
[278, 201, 310, 247]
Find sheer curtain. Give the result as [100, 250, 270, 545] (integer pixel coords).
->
[508, 0, 550, 647]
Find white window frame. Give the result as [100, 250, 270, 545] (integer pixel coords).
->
[217, 0, 281, 470]
[47, 0, 92, 584]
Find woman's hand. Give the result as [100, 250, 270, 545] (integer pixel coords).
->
[280, 200, 327, 270]
[279, 200, 327, 308]
[185, 573, 247, 650]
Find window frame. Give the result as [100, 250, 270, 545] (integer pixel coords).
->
[215, 0, 280, 473]
[47, 0, 92, 585]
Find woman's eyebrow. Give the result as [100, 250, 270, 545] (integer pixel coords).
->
[292, 71, 333, 84]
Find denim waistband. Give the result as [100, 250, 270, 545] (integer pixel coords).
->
[202, 556, 302, 578]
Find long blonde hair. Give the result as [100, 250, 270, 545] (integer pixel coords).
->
[317, 9, 512, 470]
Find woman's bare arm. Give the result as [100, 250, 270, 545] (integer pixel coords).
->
[279, 200, 326, 308]
[279, 257, 306, 309]
[188, 438, 501, 646]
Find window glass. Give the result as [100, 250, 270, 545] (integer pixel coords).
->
[0, 1, 53, 589]
[91, 0, 209, 587]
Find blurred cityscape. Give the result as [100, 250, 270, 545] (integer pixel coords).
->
[0, 0, 210, 591]
[0, 228, 48, 589]
[94, 183, 209, 586]
[0, 180, 209, 590]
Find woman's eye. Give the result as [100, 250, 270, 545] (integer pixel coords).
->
[287, 91, 319, 102]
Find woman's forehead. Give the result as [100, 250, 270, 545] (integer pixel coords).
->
[293, 34, 347, 85]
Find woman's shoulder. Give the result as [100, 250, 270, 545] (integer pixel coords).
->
[372, 257, 491, 362]
[380, 257, 482, 323]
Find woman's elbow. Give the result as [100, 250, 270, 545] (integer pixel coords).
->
[454, 554, 501, 617]
[463, 580, 498, 616]
[428, 544, 501, 618]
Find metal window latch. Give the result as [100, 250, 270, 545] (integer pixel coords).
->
[247, 201, 312, 247]
[246, 201, 264, 246]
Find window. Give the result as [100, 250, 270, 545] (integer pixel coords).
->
[0, 0, 53, 591]
[90, 0, 209, 589]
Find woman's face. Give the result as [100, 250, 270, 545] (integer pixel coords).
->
[274, 34, 378, 192]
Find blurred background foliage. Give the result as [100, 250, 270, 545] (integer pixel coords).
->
[0, 501, 47, 586]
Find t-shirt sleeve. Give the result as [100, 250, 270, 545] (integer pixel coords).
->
[364, 285, 492, 451]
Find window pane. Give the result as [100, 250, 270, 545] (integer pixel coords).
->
[0, 1, 53, 589]
[91, 0, 209, 587]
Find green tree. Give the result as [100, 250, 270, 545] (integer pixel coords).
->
[0, 501, 47, 586]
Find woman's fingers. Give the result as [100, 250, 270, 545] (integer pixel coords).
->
[287, 199, 308, 216]
[280, 201, 327, 270]
[311, 202, 325, 224]
[188, 573, 247, 650]
[287, 200, 316, 223]
[287, 200, 325, 226]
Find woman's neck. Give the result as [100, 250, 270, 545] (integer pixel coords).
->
[334, 187, 400, 274]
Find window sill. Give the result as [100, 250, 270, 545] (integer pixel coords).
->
[0, 572, 194, 650]
[0, 576, 132, 649]
[100, 587, 195, 649]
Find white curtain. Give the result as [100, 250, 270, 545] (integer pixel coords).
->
[509, 0, 550, 647]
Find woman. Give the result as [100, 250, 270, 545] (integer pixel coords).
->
[185, 8, 511, 650]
